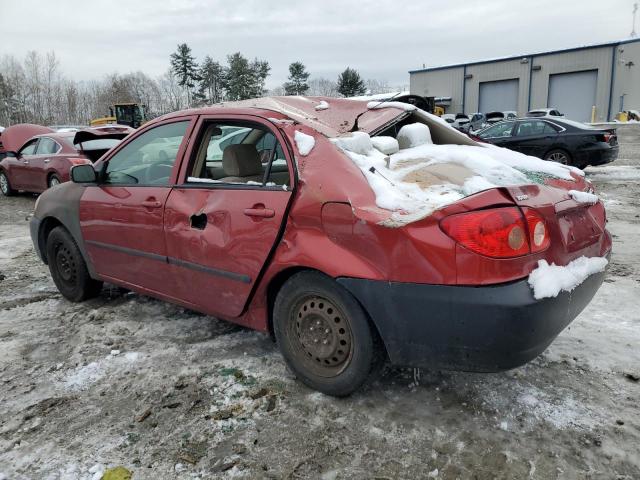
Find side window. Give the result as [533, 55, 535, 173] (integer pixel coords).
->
[189, 122, 290, 188]
[37, 138, 60, 155]
[104, 121, 188, 186]
[516, 121, 555, 137]
[479, 121, 514, 139]
[19, 139, 38, 156]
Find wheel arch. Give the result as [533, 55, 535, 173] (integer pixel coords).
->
[37, 216, 65, 264]
[265, 266, 389, 361]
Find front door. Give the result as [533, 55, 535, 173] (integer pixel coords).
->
[11, 139, 39, 190]
[79, 119, 193, 297]
[164, 116, 294, 318]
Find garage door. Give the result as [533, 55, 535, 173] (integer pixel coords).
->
[479, 79, 519, 113]
[548, 70, 597, 122]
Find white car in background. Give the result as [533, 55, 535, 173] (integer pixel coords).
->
[527, 108, 564, 118]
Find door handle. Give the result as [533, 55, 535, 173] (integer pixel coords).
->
[141, 199, 162, 208]
[44, 158, 51, 163]
[244, 205, 275, 218]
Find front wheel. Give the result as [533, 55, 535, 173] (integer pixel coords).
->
[0, 171, 16, 196]
[273, 271, 381, 397]
[545, 149, 571, 165]
[46, 226, 103, 302]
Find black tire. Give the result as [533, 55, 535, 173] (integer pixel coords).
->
[48, 174, 61, 189]
[273, 271, 380, 397]
[0, 170, 16, 196]
[544, 149, 572, 166]
[46, 226, 103, 302]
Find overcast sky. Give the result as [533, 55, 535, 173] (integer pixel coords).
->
[0, 0, 636, 89]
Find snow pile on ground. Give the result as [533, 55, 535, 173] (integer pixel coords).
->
[397, 123, 432, 149]
[332, 123, 580, 225]
[62, 351, 141, 391]
[294, 130, 315, 156]
[568, 189, 599, 205]
[314, 100, 329, 111]
[528, 256, 608, 299]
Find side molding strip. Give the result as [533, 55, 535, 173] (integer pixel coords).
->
[85, 240, 251, 284]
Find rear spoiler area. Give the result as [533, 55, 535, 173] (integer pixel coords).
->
[73, 127, 132, 146]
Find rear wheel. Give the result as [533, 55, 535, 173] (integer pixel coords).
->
[273, 271, 380, 397]
[545, 149, 571, 165]
[0, 171, 16, 196]
[46, 226, 103, 302]
[48, 174, 61, 189]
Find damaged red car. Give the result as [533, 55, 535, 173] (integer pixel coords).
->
[0, 124, 132, 195]
[30, 97, 611, 396]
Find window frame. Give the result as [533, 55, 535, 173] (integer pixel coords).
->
[94, 116, 195, 188]
[18, 139, 39, 156]
[176, 114, 296, 192]
[35, 137, 62, 155]
[479, 121, 516, 139]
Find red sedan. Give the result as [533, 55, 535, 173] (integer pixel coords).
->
[30, 97, 611, 396]
[0, 124, 132, 195]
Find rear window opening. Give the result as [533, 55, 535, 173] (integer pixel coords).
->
[74, 139, 122, 162]
[332, 110, 582, 226]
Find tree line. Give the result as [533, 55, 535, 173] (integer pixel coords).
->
[0, 43, 399, 127]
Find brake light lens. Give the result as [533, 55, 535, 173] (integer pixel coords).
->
[69, 157, 91, 166]
[440, 207, 550, 258]
[523, 208, 550, 253]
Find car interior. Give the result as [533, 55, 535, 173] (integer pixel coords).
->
[188, 122, 290, 187]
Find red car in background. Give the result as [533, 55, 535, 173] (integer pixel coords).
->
[29, 97, 611, 396]
[0, 124, 132, 195]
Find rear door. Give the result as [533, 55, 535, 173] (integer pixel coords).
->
[164, 115, 294, 319]
[79, 118, 194, 297]
[31, 137, 61, 190]
[512, 120, 559, 157]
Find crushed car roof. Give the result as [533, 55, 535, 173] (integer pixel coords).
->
[160, 96, 419, 138]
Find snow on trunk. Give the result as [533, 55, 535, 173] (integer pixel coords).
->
[332, 123, 581, 227]
[528, 256, 608, 299]
[569, 190, 599, 205]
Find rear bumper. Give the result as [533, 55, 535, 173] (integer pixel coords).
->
[575, 144, 618, 167]
[337, 266, 607, 372]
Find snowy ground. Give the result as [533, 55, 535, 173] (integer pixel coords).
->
[1, 126, 640, 479]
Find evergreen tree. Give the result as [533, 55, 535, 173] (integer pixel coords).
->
[198, 55, 225, 103]
[283, 61, 310, 96]
[169, 43, 199, 105]
[249, 58, 271, 98]
[336, 67, 366, 97]
[223, 53, 270, 101]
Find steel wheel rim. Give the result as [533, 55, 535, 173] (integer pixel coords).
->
[289, 295, 353, 377]
[49, 177, 60, 187]
[55, 243, 77, 283]
[0, 174, 8, 194]
[548, 152, 568, 164]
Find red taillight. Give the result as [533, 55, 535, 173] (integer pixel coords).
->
[69, 157, 90, 166]
[440, 207, 549, 258]
[523, 208, 550, 253]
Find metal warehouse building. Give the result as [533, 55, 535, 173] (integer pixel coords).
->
[409, 38, 640, 122]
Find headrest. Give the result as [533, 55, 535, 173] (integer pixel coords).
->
[222, 144, 262, 177]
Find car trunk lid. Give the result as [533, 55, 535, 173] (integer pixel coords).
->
[0, 124, 54, 153]
[504, 184, 607, 262]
